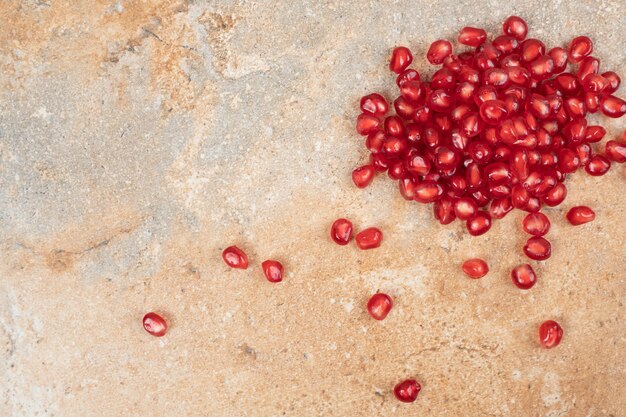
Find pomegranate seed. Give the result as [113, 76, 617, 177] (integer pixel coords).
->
[396, 69, 420, 87]
[548, 47, 568, 73]
[399, 178, 418, 200]
[539, 320, 563, 348]
[434, 197, 456, 225]
[599, 95, 626, 118]
[529, 56, 554, 80]
[522, 212, 550, 236]
[606, 140, 626, 163]
[511, 264, 537, 290]
[352, 165, 375, 188]
[355, 227, 383, 250]
[601, 71, 621, 94]
[427, 39, 452, 64]
[458, 26, 487, 47]
[466, 212, 492, 236]
[543, 183, 567, 207]
[523, 236, 551, 260]
[520, 39, 545, 62]
[479, 100, 508, 125]
[394, 379, 421, 403]
[356, 113, 380, 136]
[581, 73, 608, 93]
[490, 197, 513, 219]
[557, 148, 580, 173]
[429, 89, 454, 112]
[330, 218, 353, 245]
[502, 16, 528, 40]
[360, 93, 389, 117]
[367, 293, 393, 320]
[568, 36, 593, 63]
[577, 57, 599, 81]
[414, 180, 443, 203]
[566, 206, 595, 225]
[389, 46, 413, 74]
[462, 258, 489, 279]
[585, 155, 610, 176]
[262, 260, 284, 283]
[584, 125, 606, 143]
[454, 197, 478, 220]
[222, 246, 249, 269]
[366, 131, 385, 154]
[143, 312, 168, 337]
[399, 80, 424, 104]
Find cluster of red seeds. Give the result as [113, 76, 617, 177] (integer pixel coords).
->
[351, 16, 625, 403]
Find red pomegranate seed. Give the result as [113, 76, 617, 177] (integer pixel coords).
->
[601, 71, 621, 94]
[568, 36, 593, 63]
[414, 180, 443, 203]
[360, 93, 389, 117]
[548, 47, 568, 73]
[356, 113, 380, 136]
[522, 212, 550, 236]
[399, 178, 418, 200]
[479, 100, 508, 125]
[577, 56, 599, 81]
[262, 260, 284, 283]
[396, 68, 420, 87]
[355, 227, 383, 250]
[458, 26, 487, 47]
[581, 73, 608, 93]
[543, 183, 567, 207]
[511, 264, 537, 290]
[490, 197, 513, 219]
[367, 293, 393, 320]
[502, 16, 528, 40]
[520, 38, 545, 62]
[454, 197, 478, 220]
[434, 197, 456, 225]
[394, 379, 421, 403]
[584, 125, 606, 143]
[523, 236, 551, 261]
[539, 320, 563, 348]
[566, 206, 595, 225]
[466, 212, 492, 236]
[606, 140, 626, 163]
[352, 165, 375, 188]
[143, 312, 168, 337]
[427, 39, 452, 64]
[585, 155, 611, 176]
[222, 246, 249, 269]
[389, 46, 412, 74]
[599, 95, 626, 118]
[557, 148, 580, 173]
[330, 218, 353, 245]
[462, 258, 489, 279]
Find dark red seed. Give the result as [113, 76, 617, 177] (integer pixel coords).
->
[458, 27, 487, 47]
[585, 155, 611, 176]
[352, 165, 375, 188]
[462, 258, 489, 279]
[330, 218, 353, 245]
[356, 113, 380, 136]
[222, 246, 249, 269]
[523, 236, 551, 260]
[427, 39, 453, 64]
[489, 197, 513, 219]
[262, 260, 284, 283]
[543, 183, 567, 207]
[568, 36, 593, 63]
[566, 206, 595, 225]
[466, 212, 492, 236]
[396, 69, 420, 87]
[511, 264, 537, 290]
[522, 212, 550, 236]
[502, 16, 528, 40]
[606, 140, 626, 163]
[355, 227, 383, 250]
[539, 320, 563, 348]
[454, 197, 478, 220]
[601, 71, 621, 94]
[548, 47, 568, 73]
[143, 312, 168, 337]
[394, 379, 421, 403]
[599, 95, 626, 118]
[390, 46, 413, 74]
[414, 180, 443, 203]
[367, 293, 393, 320]
[360, 93, 389, 117]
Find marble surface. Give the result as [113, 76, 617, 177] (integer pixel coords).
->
[1, 0, 625, 416]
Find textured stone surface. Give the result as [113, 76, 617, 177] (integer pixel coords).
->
[1, 1, 625, 416]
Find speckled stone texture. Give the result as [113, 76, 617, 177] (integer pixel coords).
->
[1, 1, 625, 416]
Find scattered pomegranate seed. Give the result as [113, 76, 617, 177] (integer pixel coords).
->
[466, 212, 492, 236]
[599, 95, 626, 118]
[522, 212, 550, 236]
[502, 16, 528, 40]
[360, 93, 389, 117]
[539, 320, 563, 348]
[511, 264, 537, 289]
[606, 140, 626, 163]
[390, 46, 413, 74]
[367, 293, 393, 320]
[458, 27, 487, 47]
[585, 155, 611, 176]
[566, 206, 595, 225]
[261, 260, 284, 283]
[355, 227, 383, 250]
[568, 36, 593, 63]
[523, 236, 552, 261]
[462, 258, 489, 279]
[427, 40, 452, 65]
[222, 246, 249, 269]
[143, 312, 168, 337]
[393, 379, 421, 403]
[330, 218, 353, 245]
[352, 165, 375, 188]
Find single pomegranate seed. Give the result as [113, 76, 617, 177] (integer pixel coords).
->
[523, 236, 551, 261]
[427, 39, 452, 64]
[222, 246, 249, 269]
[584, 125, 606, 143]
[360, 93, 389, 117]
[601, 71, 621, 94]
[396, 68, 420, 87]
[405, 152, 432, 176]
[394, 379, 421, 403]
[599, 95, 626, 118]
[429, 89, 454, 112]
[261, 260, 284, 283]
[390, 46, 413, 74]
[502, 16, 528, 40]
[454, 197, 478, 220]
[399, 178, 418, 200]
[414, 180, 443, 203]
[356, 113, 380, 136]
[539, 320, 563, 348]
[355, 227, 383, 250]
[484, 162, 512, 184]
[566, 206, 595, 225]
[557, 148, 580, 173]
[490, 197, 513, 219]
[466, 212, 492, 236]
[585, 155, 610, 176]
[330, 218, 353, 245]
[458, 26, 487, 47]
[367, 293, 393, 320]
[143, 312, 168, 337]
[522, 212, 550, 236]
[479, 100, 508, 125]
[543, 183, 567, 207]
[568, 36, 593, 63]
[365, 130, 385, 154]
[352, 165, 375, 188]
[606, 140, 626, 163]
[529, 56, 554, 80]
[548, 47, 568, 73]
[511, 264, 537, 290]
[577, 56, 599, 81]
[434, 197, 456, 225]
[462, 258, 489, 279]
[520, 38, 545, 62]
[581, 73, 608, 93]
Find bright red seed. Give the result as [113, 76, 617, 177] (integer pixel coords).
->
[568, 36, 593, 63]
[390, 46, 413, 74]
[360, 93, 389, 117]
[222, 246, 249, 269]
[539, 320, 563, 348]
[462, 258, 489, 279]
[367, 293, 393, 320]
[522, 212, 550, 236]
[606, 140, 626, 163]
[458, 26, 487, 47]
[355, 227, 383, 250]
[393, 379, 421, 403]
[261, 260, 284, 283]
[454, 197, 478, 220]
[523, 236, 551, 261]
[601, 71, 621, 94]
[599, 95, 626, 118]
[434, 197, 456, 225]
[511, 264, 537, 290]
[414, 180, 443, 203]
[502, 16, 528, 40]
[427, 39, 452, 65]
[566, 206, 595, 225]
[585, 155, 611, 176]
[330, 218, 353, 245]
[543, 183, 567, 207]
[352, 165, 375, 188]
[466, 212, 492, 236]
[355, 113, 380, 136]
[143, 312, 168, 337]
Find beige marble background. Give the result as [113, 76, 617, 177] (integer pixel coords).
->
[1, 0, 625, 416]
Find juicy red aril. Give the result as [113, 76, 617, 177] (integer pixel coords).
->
[466, 212, 492, 236]
[389, 46, 413, 74]
[585, 155, 611, 176]
[222, 246, 249, 269]
[502, 16, 528, 40]
[599, 95, 626, 118]
[462, 258, 489, 279]
[523, 236, 551, 260]
[568, 36, 593, 63]
[396, 68, 420, 87]
[543, 183, 567, 206]
[480, 100, 508, 125]
[352, 165, 375, 188]
[602, 71, 621, 94]
[355, 227, 383, 250]
[490, 197, 513, 219]
[262, 260, 284, 283]
[539, 320, 563, 348]
[143, 312, 168, 337]
[606, 140, 626, 163]
[414, 180, 443, 203]
[434, 197, 456, 225]
[427, 40, 452, 65]
[511, 264, 537, 290]
[356, 113, 380, 136]
[548, 47, 568, 73]
[330, 218, 353, 245]
[454, 197, 478, 220]
[522, 212, 550, 236]
[367, 293, 393, 320]
[458, 26, 487, 47]
[394, 379, 421, 403]
[566, 206, 595, 225]
[360, 93, 389, 117]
